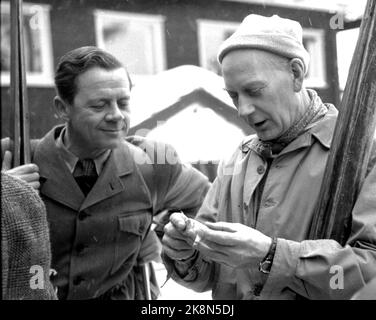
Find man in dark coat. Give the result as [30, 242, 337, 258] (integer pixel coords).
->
[3, 46, 210, 299]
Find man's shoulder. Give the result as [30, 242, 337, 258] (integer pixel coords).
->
[125, 135, 171, 149]
[215, 134, 257, 175]
[241, 134, 258, 146]
[123, 135, 178, 162]
[2, 125, 58, 157]
[230, 134, 258, 157]
[31, 125, 63, 157]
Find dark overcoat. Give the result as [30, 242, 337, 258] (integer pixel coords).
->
[33, 125, 210, 299]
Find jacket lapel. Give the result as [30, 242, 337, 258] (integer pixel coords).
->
[80, 141, 134, 211]
[34, 127, 84, 211]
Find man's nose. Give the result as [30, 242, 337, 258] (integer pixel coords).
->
[237, 97, 255, 117]
[106, 103, 125, 121]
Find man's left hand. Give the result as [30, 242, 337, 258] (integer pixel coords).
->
[2, 150, 40, 190]
[194, 221, 272, 269]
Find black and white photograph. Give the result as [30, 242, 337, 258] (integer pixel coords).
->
[1, 0, 375, 308]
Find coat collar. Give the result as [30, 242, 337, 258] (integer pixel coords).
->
[81, 140, 134, 210]
[34, 125, 134, 211]
[273, 105, 337, 157]
[308, 104, 338, 149]
[55, 127, 111, 175]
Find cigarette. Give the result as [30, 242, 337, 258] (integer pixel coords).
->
[193, 233, 202, 247]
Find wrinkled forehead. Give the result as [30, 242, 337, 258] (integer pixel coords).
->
[222, 49, 289, 79]
[73, 67, 131, 103]
[76, 67, 131, 93]
[222, 49, 287, 69]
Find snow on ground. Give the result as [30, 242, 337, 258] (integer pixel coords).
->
[153, 262, 212, 300]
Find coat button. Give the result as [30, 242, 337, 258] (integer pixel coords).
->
[263, 199, 276, 208]
[241, 144, 250, 153]
[78, 212, 90, 221]
[73, 276, 84, 286]
[257, 166, 265, 174]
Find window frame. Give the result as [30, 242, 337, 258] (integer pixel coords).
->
[0, 1, 54, 87]
[302, 28, 327, 88]
[197, 19, 327, 88]
[94, 9, 167, 80]
[197, 19, 239, 75]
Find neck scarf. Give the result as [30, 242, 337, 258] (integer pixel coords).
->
[244, 89, 328, 159]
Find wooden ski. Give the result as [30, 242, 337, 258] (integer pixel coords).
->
[10, 0, 30, 167]
[309, 0, 376, 244]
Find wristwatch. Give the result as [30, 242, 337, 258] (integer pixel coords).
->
[258, 237, 277, 274]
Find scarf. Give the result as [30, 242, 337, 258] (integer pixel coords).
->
[248, 89, 329, 225]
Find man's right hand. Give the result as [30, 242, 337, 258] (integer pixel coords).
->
[162, 212, 197, 261]
[2, 150, 40, 190]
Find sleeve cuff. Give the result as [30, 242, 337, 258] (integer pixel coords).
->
[162, 250, 205, 281]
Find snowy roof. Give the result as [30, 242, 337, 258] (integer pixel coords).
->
[220, 0, 367, 20]
[129, 65, 235, 127]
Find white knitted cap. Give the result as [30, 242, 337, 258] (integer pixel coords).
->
[217, 14, 310, 74]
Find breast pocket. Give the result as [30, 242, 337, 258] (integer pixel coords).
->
[110, 212, 152, 276]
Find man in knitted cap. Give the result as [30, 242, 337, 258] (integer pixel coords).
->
[162, 14, 376, 299]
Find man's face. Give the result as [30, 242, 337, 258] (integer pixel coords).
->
[222, 49, 300, 141]
[66, 67, 131, 154]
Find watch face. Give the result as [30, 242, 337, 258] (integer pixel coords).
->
[259, 260, 272, 274]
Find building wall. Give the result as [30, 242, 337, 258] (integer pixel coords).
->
[1, 0, 340, 138]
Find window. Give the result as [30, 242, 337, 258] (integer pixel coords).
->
[197, 19, 327, 88]
[94, 10, 166, 80]
[336, 28, 359, 92]
[197, 19, 238, 76]
[302, 28, 326, 88]
[0, 2, 53, 87]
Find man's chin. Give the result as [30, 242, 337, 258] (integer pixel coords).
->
[108, 139, 123, 149]
[96, 130, 127, 149]
[257, 131, 279, 142]
[98, 137, 123, 150]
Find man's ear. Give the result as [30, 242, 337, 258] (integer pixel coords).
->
[54, 96, 70, 121]
[289, 58, 305, 92]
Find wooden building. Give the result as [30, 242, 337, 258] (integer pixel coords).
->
[128, 65, 254, 181]
[1, 0, 353, 138]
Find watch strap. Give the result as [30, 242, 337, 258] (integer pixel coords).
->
[258, 237, 277, 274]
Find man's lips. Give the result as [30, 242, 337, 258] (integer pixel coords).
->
[100, 127, 125, 132]
[100, 128, 124, 135]
[254, 120, 267, 128]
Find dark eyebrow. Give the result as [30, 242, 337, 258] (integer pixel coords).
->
[241, 81, 267, 89]
[87, 98, 107, 104]
[224, 81, 267, 92]
[87, 95, 130, 104]
[118, 97, 130, 101]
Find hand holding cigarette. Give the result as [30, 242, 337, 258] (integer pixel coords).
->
[169, 211, 207, 247]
